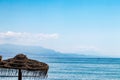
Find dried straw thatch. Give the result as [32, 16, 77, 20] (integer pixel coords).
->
[0, 54, 49, 80]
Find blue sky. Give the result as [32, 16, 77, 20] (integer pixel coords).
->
[0, 0, 120, 57]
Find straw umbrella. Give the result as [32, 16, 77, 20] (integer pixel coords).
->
[0, 54, 49, 80]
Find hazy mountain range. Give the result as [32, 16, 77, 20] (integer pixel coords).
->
[0, 44, 96, 58]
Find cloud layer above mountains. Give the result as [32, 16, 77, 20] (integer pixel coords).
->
[0, 31, 59, 45]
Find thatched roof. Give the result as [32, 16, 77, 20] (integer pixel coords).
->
[0, 54, 49, 77]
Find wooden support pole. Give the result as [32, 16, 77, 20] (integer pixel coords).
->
[0, 56, 2, 61]
[18, 69, 22, 80]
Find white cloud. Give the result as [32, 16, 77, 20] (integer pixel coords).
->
[72, 45, 102, 55]
[76, 46, 99, 52]
[0, 31, 59, 44]
[63, 45, 100, 54]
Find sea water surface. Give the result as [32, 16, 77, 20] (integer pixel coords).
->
[1, 57, 120, 80]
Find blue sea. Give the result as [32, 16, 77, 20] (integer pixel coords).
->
[1, 57, 120, 80]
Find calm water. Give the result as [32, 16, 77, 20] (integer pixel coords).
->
[1, 57, 120, 80]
